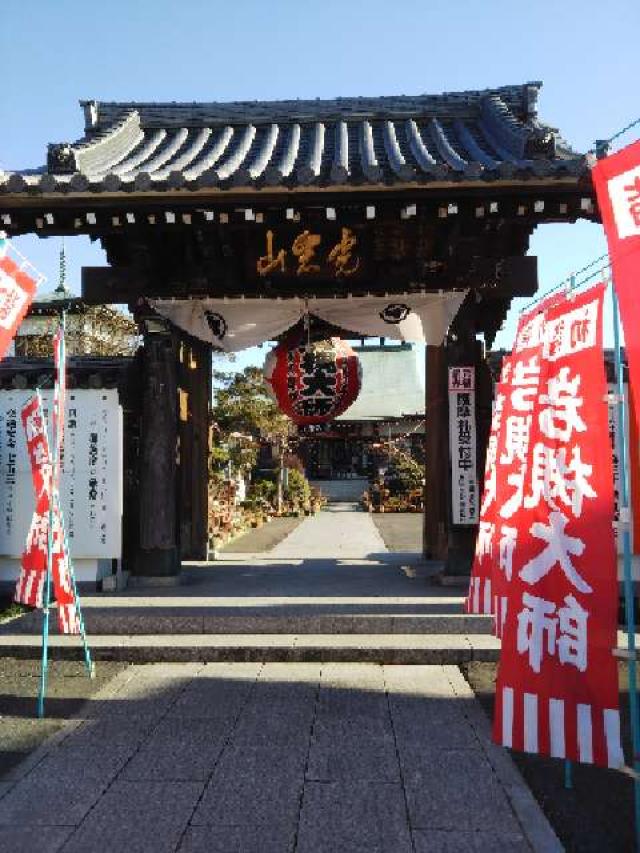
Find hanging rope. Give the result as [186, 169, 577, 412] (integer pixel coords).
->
[519, 253, 610, 314]
[591, 115, 640, 154]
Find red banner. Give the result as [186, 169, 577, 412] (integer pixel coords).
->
[465, 356, 511, 615]
[14, 393, 79, 634]
[50, 507, 79, 635]
[467, 294, 567, 632]
[50, 326, 78, 633]
[592, 140, 640, 434]
[494, 284, 622, 768]
[15, 492, 50, 609]
[0, 254, 37, 359]
[489, 303, 551, 637]
[15, 397, 52, 608]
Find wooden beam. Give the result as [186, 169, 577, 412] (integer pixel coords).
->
[82, 267, 150, 304]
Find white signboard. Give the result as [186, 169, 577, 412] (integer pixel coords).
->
[449, 366, 479, 525]
[0, 389, 123, 558]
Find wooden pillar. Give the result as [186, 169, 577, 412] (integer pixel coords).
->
[423, 308, 493, 576]
[176, 337, 211, 560]
[423, 343, 449, 560]
[135, 318, 180, 579]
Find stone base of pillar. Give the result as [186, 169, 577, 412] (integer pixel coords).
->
[436, 574, 471, 588]
[444, 527, 476, 576]
[134, 547, 180, 580]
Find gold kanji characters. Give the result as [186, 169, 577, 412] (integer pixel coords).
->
[292, 230, 321, 275]
[327, 227, 360, 277]
[257, 230, 287, 276]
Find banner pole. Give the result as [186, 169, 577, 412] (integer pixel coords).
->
[562, 277, 578, 791]
[57, 313, 94, 678]
[563, 758, 573, 789]
[37, 388, 54, 719]
[36, 566, 52, 719]
[57, 491, 94, 678]
[611, 280, 640, 850]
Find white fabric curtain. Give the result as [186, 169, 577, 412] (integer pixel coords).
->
[150, 290, 467, 352]
[149, 298, 304, 351]
[307, 292, 467, 345]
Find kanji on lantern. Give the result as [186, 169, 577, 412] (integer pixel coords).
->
[264, 332, 361, 425]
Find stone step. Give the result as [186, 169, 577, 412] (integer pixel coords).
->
[1, 608, 493, 636]
[0, 633, 500, 664]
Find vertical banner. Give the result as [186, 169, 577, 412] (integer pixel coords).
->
[50, 507, 79, 635]
[466, 357, 512, 615]
[15, 396, 52, 608]
[448, 366, 478, 525]
[51, 323, 79, 634]
[494, 284, 623, 768]
[0, 254, 37, 359]
[13, 347, 80, 634]
[489, 305, 549, 637]
[592, 140, 640, 454]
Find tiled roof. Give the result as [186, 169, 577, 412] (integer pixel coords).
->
[1, 83, 587, 195]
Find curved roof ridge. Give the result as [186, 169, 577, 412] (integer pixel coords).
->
[80, 82, 543, 129]
[0, 81, 590, 194]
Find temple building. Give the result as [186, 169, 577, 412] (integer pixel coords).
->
[299, 342, 424, 479]
[14, 248, 138, 358]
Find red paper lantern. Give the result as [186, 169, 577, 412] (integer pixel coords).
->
[264, 333, 361, 425]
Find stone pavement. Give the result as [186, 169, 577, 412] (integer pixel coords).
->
[0, 662, 560, 853]
[268, 502, 388, 559]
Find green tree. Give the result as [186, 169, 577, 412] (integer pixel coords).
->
[210, 366, 292, 478]
[212, 366, 290, 439]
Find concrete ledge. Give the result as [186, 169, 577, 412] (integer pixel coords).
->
[0, 633, 500, 664]
[127, 575, 183, 588]
[1, 610, 494, 637]
[436, 574, 472, 588]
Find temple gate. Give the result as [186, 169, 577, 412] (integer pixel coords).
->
[0, 82, 596, 581]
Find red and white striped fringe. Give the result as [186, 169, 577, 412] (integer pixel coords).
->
[497, 685, 624, 769]
[466, 577, 494, 615]
[58, 602, 80, 635]
[14, 569, 44, 608]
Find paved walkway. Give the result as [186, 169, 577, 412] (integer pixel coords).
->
[0, 509, 561, 850]
[0, 663, 559, 853]
[269, 504, 388, 560]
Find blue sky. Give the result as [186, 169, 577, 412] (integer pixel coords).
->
[1, 0, 638, 370]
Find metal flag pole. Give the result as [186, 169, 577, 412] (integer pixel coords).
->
[37, 387, 55, 719]
[563, 275, 578, 791]
[611, 278, 640, 850]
